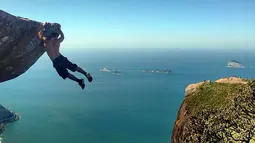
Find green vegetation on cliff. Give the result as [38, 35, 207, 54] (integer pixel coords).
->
[172, 78, 255, 143]
[186, 82, 250, 115]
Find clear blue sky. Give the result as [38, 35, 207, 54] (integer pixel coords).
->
[2, 0, 255, 48]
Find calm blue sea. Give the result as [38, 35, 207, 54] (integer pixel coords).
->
[0, 48, 255, 143]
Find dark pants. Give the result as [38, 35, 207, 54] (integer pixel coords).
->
[53, 55, 77, 79]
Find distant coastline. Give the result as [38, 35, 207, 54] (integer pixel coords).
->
[0, 105, 20, 134]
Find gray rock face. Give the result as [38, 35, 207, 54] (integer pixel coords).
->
[0, 10, 60, 83]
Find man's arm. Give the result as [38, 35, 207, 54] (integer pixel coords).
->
[58, 29, 64, 43]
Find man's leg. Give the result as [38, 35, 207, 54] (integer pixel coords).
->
[67, 73, 85, 89]
[67, 73, 81, 83]
[76, 66, 87, 75]
[64, 57, 93, 82]
[75, 67, 93, 82]
[55, 65, 85, 89]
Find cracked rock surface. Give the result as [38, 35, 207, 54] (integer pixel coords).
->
[0, 10, 59, 83]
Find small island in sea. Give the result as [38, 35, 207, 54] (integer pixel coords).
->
[100, 68, 122, 76]
[140, 69, 172, 74]
[100, 68, 111, 72]
[227, 60, 245, 68]
[112, 71, 122, 76]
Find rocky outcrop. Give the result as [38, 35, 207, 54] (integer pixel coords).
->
[0, 104, 20, 134]
[172, 77, 255, 143]
[0, 10, 60, 83]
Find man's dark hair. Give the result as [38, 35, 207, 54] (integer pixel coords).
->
[49, 33, 59, 39]
[45, 33, 59, 40]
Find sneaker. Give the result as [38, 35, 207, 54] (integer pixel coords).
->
[85, 73, 93, 82]
[78, 79, 85, 89]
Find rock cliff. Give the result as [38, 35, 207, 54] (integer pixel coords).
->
[0, 10, 59, 83]
[172, 77, 255, 143]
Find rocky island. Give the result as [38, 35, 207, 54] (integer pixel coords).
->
[140, 69, 171, 74]
[100, 68, 122, 75]
[112, 71, 122, 76]
[172, 77, 255, 143]
[227, 60, 245, 68]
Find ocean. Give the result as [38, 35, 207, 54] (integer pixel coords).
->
[0, 48, 255, 143]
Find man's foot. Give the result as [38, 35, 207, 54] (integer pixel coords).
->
[78, 79, 85, 89]
[85, 73, 93, 82]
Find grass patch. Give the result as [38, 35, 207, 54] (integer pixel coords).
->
[185, 82, 249, 115]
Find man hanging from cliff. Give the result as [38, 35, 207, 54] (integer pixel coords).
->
[38, 23, 93, 89]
